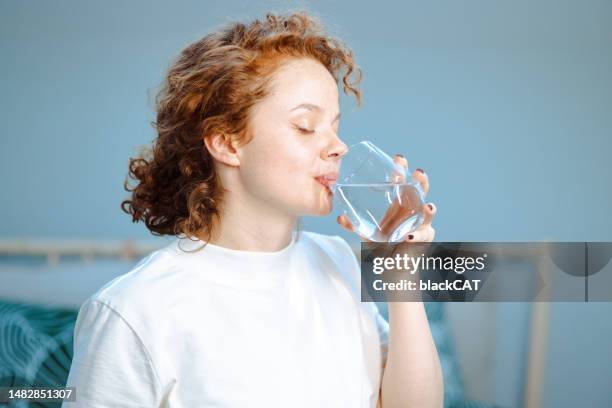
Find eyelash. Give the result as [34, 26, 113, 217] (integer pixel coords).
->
[293, 125, 315, 134]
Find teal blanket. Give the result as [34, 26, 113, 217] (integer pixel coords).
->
[0, 301, 76, 407]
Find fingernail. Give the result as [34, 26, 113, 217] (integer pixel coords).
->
[396, 154, 404, 158]
[416, 168, 425, 174]
[427, 204, 434, 211]
[408, 234, 414, 240]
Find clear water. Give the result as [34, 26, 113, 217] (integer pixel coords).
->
[333, 182, 425, 242]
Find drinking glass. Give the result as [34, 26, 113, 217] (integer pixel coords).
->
[332, 141, 426, 242]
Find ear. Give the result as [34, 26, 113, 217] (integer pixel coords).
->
[204, 134, 241, 167]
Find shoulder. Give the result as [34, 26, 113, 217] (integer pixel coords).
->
[300, 231, 361, 293]
[75, 241, 193, 359]
[300, 231, 357, 261]
[300, 231, 359, 272]
[85, 240, 185, 321]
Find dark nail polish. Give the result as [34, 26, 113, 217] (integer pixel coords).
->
[408, 234, 414, 240]
[416, 168, 425, 174]
[427, 204, 434, 211]
[396, 154, 404, 158]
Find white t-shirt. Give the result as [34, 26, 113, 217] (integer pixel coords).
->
[63, 231, 389, 408]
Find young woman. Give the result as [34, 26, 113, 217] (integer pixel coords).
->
[64, 11, 443, 408]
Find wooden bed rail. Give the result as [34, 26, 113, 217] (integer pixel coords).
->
[0, 239, 166, 264]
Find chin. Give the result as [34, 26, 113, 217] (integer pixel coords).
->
[296, 181, 334, 216]
[308, 194, 334, 216]
[310, 205, 333, 216]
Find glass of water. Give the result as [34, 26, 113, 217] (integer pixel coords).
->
[332, 141, 426, 242]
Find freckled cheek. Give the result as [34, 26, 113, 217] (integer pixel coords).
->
[264, 143, 311, 173]
[243, 153, 294, 191]
[244, 133, 316, 187]
[268, 157, 308, 188]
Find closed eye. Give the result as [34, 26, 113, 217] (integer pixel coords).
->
[293, 125, 315, 134]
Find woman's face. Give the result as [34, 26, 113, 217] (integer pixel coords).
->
[237, 58, 348, 217]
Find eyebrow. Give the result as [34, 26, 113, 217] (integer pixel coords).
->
[291, 103, 341, 123]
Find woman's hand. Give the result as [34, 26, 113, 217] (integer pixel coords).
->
[337, 155, 443, 408]
[336, 154, 436, 243]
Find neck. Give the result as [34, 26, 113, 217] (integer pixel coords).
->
[204, 189, 297, 253]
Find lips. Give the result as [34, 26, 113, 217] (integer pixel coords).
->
[314, 172, 339, 190]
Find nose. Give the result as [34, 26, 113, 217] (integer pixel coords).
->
[323, 138, 348, 161]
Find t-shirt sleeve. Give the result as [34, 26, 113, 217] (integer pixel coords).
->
[62, 299, 163, 407]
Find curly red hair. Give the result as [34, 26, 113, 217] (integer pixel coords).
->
[121, 11, 362, 242]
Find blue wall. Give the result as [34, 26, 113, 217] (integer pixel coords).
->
[1, 0, 610, 242]
[2, 1, 611, 407]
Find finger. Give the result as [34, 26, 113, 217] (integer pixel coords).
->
[420, 202, 437, 227]
[390, 154, 408, 183]
[337, 214, 372, 242]
[337, 214, 354, 232]
[411, 168, 429, 196]
[379, 185, 424, 235]
[405, 203, 437, 242]
[405, 225, 436, 242]
[393, 154, 409, 169]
